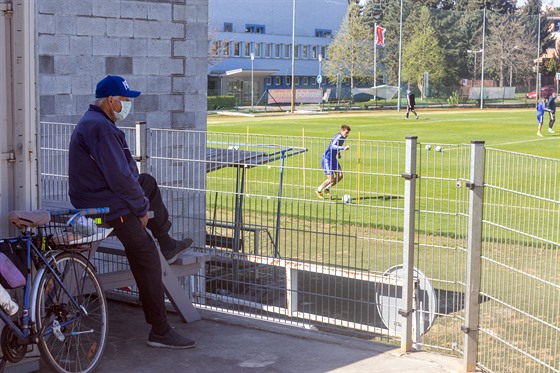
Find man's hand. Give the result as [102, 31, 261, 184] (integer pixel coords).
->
[345, 145, 350, 151]
[139, 214, 149, 228]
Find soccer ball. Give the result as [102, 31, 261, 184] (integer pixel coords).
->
[342, 194, 352, 204]
[425, 144, 432, 151]
[435, 146, 443, 152]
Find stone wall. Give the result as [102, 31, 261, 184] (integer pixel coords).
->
[37, 0, 208, 130]
[36, 0, 208, 247]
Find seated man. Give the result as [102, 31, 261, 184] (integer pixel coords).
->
[68, 75, 195, 349]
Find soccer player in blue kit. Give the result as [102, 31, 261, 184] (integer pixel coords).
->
[315, 124, 351, 199]
[537, 97, 551, 137]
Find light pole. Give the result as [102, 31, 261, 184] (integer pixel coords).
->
[467, 49, 482, 84]
[250, 52, 255, 110]
[290, 0, 296, 113]
[318, 53, 322, 90]
[509, 46, 519, 87]
[467, 49, 483, 103]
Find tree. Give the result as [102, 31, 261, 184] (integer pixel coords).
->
[484, 12, 536, 86]
[323, 2, 375, 96]
[401, 7, 446, 97]
[545, 57, 558, 75]
[455, 0, 516, 13]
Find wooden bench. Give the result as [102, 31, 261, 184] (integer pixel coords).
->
[40, 201, 209, 323]
[95, 238, 210, 323]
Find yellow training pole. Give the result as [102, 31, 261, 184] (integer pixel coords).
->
[245, 126, 250, 194]
[302, 128, 306, 196]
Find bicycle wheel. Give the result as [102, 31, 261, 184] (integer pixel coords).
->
[35, 251, 108, 373]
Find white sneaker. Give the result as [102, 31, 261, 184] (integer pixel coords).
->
[548, 129, 555, 133]
[537, 131, 543, 137]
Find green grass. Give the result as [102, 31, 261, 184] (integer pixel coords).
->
[205, 108, 559, 371]
[208, 108, 560, 159]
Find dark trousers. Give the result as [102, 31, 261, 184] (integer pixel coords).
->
[107, 173, 171, 329]
[549, 110, 556, 129]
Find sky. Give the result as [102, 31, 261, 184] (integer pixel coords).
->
[357, 0, 560, 8]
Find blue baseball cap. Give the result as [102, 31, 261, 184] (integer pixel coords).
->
[95, 75, 141, 98]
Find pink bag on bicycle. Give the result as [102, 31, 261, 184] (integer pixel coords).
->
[0, 242, 26, 289]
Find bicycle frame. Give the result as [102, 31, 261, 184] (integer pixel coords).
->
[0, 234, 89, 344]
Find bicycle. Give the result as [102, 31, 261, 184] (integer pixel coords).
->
[0, 207, 113, 373]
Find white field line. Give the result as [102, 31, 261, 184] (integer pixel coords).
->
[491, 137, 560, 147]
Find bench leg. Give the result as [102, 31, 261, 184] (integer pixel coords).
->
[159, 251, 201, 323]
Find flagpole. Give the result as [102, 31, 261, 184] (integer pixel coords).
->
[397, 0, 403, 112]
[374, 23, 377, 100]
[374, 23, 377, 86]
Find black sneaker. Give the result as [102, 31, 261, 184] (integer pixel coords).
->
[162, 238, 193, 264]
[147, 328, 195, 349]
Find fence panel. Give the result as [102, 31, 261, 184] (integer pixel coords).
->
[413, 142, 471, 355]
[478, 149, 560, 373]
[198, 130, 408, 340]
[39, 122, 560, 371]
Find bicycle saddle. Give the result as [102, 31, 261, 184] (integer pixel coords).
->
[8, 209, 51, 229]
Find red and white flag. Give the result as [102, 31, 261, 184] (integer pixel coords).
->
[375, 25, 386, 47]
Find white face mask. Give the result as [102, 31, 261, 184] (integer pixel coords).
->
[113, 99, 132, 121]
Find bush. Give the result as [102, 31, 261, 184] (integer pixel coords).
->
[208, 96, 236, 110]
[447, 90, 460, 107]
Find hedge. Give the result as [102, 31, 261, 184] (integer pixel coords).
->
[208, 96, 236, 110]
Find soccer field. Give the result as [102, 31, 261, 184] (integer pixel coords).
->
[205, 109, 559, 371]
[208, 108, 560, 160]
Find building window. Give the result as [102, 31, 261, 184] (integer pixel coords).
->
[312, 77, 317, 85]
[275, 76, 281, 85]
[321, 46, 327, 59]
[284, 44, 291, 59]
[224, 23, 233, 32]
[244, 42, 251, 57]
[233, 42, 240, 57]
[265, 43, 272, 58]
[315, 29, 332, 38]
[245, 24, 265, 34]
[210, 41, 219, 57]
[223, 41, 230, 56]
[266, 77, 272, 85]
[294, 45, 300, 59]
[286, 76, 291, 85]
[254, 42, 261, 57]
[274, 44, 281, 58]
[294, 77, 300, 85]
[303, 45, 308, 59]
[311, 46, 317, 59]
[303, 77, 308, 85]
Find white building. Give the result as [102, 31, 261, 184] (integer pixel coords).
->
[208, 0, 348, 105]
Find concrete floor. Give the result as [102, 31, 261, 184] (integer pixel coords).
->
[32, 300, 465, 373]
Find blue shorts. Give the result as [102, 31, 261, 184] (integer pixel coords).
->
[321, 156, 340, 175]
[537, 114, 543, 123]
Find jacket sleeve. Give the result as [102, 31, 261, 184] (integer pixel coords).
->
[329, 135, 346, 151]
[91, 133, 149, 218]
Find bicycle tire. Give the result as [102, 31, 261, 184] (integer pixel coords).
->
[35, 251, 108, 373]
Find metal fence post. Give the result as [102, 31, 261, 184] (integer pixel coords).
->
[135, 121, 147, 174]
[463, 140, 485, 371]
[401, 136, 417, 352]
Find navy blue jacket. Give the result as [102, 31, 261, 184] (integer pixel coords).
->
[548, 96, 556, 112]
[68, 105, 149, 221]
